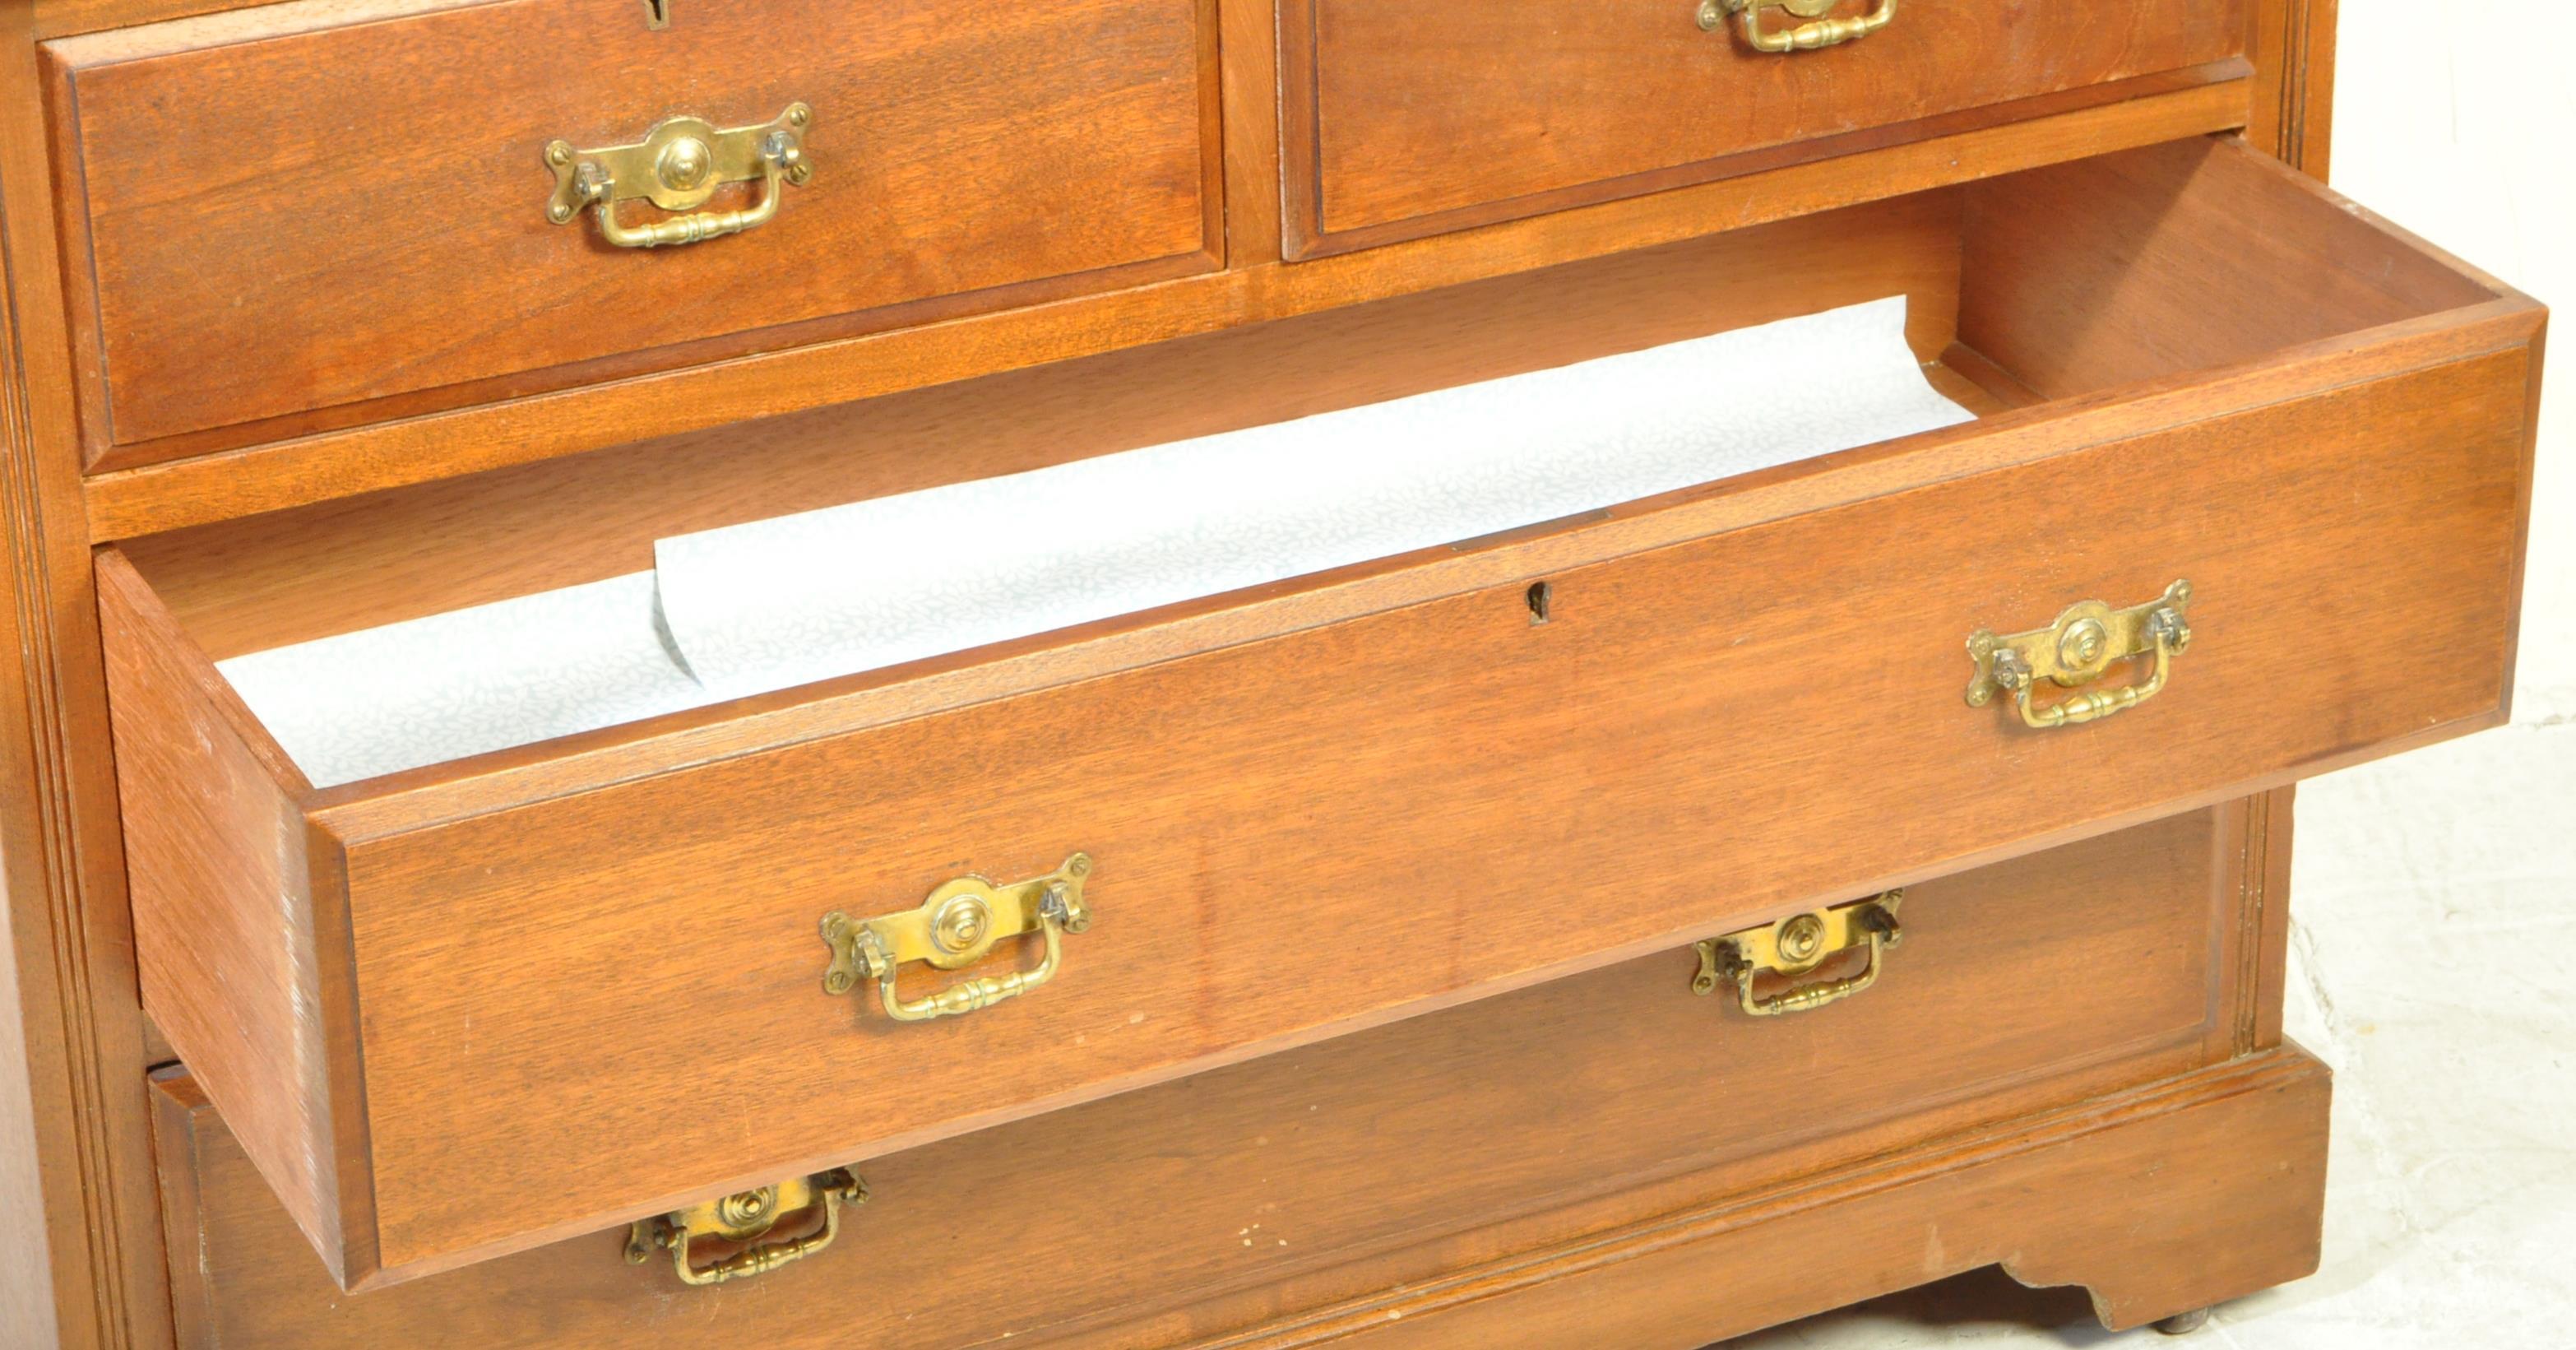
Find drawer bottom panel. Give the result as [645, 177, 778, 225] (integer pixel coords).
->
[150, 803, 2280, 1348]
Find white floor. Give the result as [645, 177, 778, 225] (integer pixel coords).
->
[1721, 721, 2576, 1347]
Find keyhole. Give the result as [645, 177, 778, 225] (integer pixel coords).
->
[643, 0, 670, 29]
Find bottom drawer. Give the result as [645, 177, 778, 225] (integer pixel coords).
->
[151, 804, 2279, 1348]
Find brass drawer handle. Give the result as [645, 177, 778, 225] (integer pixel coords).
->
[820, 854, 1092, 1023]
[1966, 580, 2194, 730]
[544, 104, 812, 250]
[625, 1169, 865, 1286]
[1698, 0, 1896, 51]
[1693, 891, 1902, 1017]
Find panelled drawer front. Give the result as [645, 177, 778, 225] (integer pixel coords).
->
[348, 342, 2521, 1277]
[46, 0, 1218, 465]
[1281, 0, 2245, 255]
[151, 810, 2245, 1348]
[98, 141, 2540, 1290]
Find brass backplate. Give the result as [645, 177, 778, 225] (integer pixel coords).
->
[544, 104, 812, 222]
[1695, 891, 1902, 990]
[821, 854, 1092, 996]
[1965, 579, 2193, 707]
[624, 1168, 865, 1286]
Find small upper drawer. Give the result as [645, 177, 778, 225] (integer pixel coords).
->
[1279, 0, 2246, 257]
[98, 138, 2537, 1291]
[44, 0, 1218, 467]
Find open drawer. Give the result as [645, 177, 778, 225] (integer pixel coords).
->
[99, 136, 2541, 1288]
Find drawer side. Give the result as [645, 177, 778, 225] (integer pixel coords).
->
[96, 553, 364, 1283]
[1961, 137, 2500, 397]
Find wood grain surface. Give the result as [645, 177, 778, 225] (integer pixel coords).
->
[95, 138, 2537, 1289]
[45, 0, 1221, 462]
[1281, 0, 2245, 253]
[142, 806, 2252, 1347]
[0, 1, 177, 1345]
[1275, 1048, 2332, 1348]
[2246, 0, 2338, 178]
[1960, 137, 2490, 397]
[321, 335, 2527, 1281]
[0, 2, 2373, 1345]
[146, 1028, 2332, 1348]
[93, 556, 378, 1287]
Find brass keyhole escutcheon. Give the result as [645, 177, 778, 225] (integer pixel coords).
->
[931, 895, 992, 955]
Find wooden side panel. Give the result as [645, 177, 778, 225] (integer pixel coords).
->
[147, 809, 2245, 1347]
[1959, 137, 2490, 398]
[0, 0, 190, 1338]
[313, 332, 2529, 1281]
[91, 554, 350, 1283]
[48, 0, 1219, 461]
[146, 1069, 215, 1350]
[2246, 0, 2337, 179]
[2246, 785, 2296, 1053]
[1283, 0, 2245, 253]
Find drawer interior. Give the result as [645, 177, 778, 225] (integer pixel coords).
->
[119, 135, 2495, 703]
[97, 132, 2535, 1288]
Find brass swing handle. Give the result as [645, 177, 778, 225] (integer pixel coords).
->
[1698, 0, 1896, 51]
[1965, 580, 2194, 731]
[544, 104, 812, 250]
[1693, 892, 1902, 1017]
[820, 854, 1092, 1023]
[625, 1169, 866, 1287]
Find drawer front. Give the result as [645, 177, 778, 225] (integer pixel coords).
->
[151, 809, 2258, 1348]
[99, 139, 2539, 1289]
[46, 0, 1218, 465]
[351, 342, 2519, 1278]
[1281, 0, 2245, 255]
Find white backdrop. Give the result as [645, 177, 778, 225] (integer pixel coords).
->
[2332, 0, 2570, 721]
[2261, 1, 2576, 1343]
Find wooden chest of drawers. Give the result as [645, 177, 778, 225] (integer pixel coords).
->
[0, 0, 2539, 1346]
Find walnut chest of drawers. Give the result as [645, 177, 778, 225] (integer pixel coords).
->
[0, 0, 2542, 1346]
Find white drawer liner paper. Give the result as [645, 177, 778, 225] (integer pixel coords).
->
[220, 296, 1972, 788]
